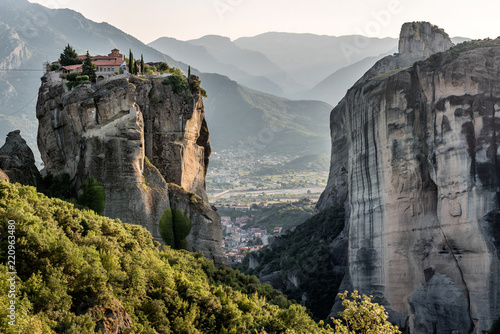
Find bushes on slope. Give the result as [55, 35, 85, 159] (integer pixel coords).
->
[0, 182, 326, 333]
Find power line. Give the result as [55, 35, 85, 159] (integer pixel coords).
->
[2, 94, 38, 117]
[0, 69, 44, 72]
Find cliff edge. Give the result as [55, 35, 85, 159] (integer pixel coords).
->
[36, 72, 225, 265]
[318, 22, 500, 333]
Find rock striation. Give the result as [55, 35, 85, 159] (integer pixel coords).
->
[318, 22, 500, 333]
[0, 130, 42, 186]
[36, 72, 225, 265]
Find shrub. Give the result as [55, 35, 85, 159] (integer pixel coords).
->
[77, 177, 106, 214]
[76, 75, 89, 82]
[66, 72, 79, 81]
[50, 63, 60, 71]
[159, 62, 169, 73]
[162, 74, 189, 94]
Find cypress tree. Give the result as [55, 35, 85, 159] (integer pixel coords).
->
[140, 54, 144, 74]
[128, 49, 134, 74]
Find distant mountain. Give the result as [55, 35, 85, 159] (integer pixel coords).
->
[234, 32, 398, 89]
[148, 36, 287, 97]
[200, 73, 332, 156]
[304, 51, 396, 106]
[305, 37, 472, 106]
[188, 35, 301, 95]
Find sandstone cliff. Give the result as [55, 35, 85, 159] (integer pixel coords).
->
[36, 72, 224, 265]
[318, 23, 500, 333]
[0, 130, 42, 186]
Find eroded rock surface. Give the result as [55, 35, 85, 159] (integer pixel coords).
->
[318, 22, 500, 333]
[0, 168, 9, 183]
[37, 72, 224, 264]
[0, 130, 42, 186]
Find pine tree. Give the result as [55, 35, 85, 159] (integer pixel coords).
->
[81, 51, 96, 81]
[140, 54, 144, 74]
[60, 43, 81, 66]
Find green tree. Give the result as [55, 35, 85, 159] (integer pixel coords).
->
[159, 209, 174, 247]
[77, 177, 106, 214]
[81, 51, 96, 81]
[158, 208, 192, 250]
[172, 209, 192, 249]
[128, 49, 134, 74]
[140, 54, 144, 74]
[60, 43, 81, 66]
[159, 62, 169, 73]
[331, 291, 401, 334]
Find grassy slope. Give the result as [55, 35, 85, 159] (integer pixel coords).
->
[0, 181, 330, 334]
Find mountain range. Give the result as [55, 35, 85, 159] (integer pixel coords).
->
[0, 0, 469, 164]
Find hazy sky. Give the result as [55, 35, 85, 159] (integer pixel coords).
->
[29, 0, 500, 43]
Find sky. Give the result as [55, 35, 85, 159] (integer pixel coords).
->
[29, 0, 500, 43]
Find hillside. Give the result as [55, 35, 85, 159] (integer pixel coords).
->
[0, 181, 327, 333]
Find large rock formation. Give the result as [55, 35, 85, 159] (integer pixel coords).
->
[318, 22, 500, 333]
[0, 130, 42, 186]
[36, 72, 224, 265]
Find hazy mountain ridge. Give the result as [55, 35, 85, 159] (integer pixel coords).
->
[148, 36, 287, 97]
[234, 32, 398, 88]
[200, 72, 332, 156]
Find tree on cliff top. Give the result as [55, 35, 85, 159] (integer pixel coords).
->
[59, 43, 81, 66]
[81, 51, 96, 81]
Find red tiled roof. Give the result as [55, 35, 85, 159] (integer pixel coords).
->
[61, 64, 83, 71]
[93, 60, 124, 66]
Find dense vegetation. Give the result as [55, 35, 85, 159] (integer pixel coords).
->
[0, 182, 331, 333]
[238, 206, 345, 320]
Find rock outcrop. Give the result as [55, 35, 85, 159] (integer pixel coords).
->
[36, 72, 224, 265]
[0, 130, 42, 186]
[318, 22, 500, 333]
[0, 168, 9, 183]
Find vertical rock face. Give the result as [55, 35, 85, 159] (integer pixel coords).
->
[0, 130, 42, 186]
[36, 72, 224, 265]
[398, 22, 454, 65]
[318, 22, 500, 333]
